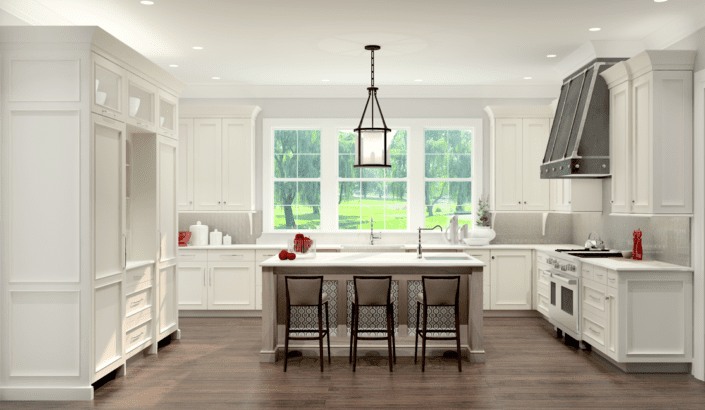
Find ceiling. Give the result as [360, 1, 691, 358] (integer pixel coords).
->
[1, 0, 704, 92]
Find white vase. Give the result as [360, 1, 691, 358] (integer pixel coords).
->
[463, 226, 496, 246]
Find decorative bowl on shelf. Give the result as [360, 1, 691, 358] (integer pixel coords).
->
[178, 231, 192, 247]
[96, 91, 107, 105]
[462, 226, 496, 246]
[129, 97, 141, 117]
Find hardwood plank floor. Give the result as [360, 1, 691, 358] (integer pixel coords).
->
[4, 317, 705, 409]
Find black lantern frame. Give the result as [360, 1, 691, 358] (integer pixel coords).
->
[353, 45, 391, 168]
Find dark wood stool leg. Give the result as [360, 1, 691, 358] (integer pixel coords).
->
[352, 304, 359, 372]
[455, 305, 462, 372]
[414, 301, 420, 363]
[284, 305, 290, 372]
[349, 302, 355, 363]
[390, 303, 396, 364]
[386, 304, 393, 372]
[318, 304, 324, 372]
[422, 303, 428, 372]
[325, 301, 331, 364]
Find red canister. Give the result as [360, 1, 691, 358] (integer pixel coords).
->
[633, 229, 643, 260]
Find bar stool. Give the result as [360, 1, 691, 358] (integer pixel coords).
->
[415, 275, 462, 372]
[350, 276, 396, 372]
[284, 276, 331, 372]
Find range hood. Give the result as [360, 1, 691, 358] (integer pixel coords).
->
[540, 58, 625, 178]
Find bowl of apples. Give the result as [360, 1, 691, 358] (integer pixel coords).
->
[287, 234, 316, 259]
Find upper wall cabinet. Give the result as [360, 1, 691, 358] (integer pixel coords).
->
[126, 71, 158, 132]
[158, 89, 179, 139]
[486, 106, 552, 211]
[93, 53, 127, 122]
[601, 50, 696, 215]
[179, 106, 261, 212]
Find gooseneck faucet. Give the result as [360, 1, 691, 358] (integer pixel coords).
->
[417, 225, 443, 258]
[370, 217, 381, 245]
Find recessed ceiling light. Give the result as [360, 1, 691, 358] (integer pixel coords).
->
[322, 79, 330, 82]
[140, 1, 154, 4]
[414, 79, 423, 82]
[524, 77, 533, 80]
[193, 46, 203, 50]
[547, 54, 557, 58]
[169, 64, 178, 67]
[589, 27, 601, 31]
[212, 77, 220, 80]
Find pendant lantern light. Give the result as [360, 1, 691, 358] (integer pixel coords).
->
[354, 45, 391, 168]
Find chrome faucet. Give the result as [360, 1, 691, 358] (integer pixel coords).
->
[370, 217, 381, 245]
[417, 225, 443, 258]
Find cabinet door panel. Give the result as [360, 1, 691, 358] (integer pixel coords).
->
[632, 73, 653, 213]
[158, 136, 178, 262]
[93, 115, 126, 279]
[177, 262, 207, 310]
[610, 81, 631, 213]
[490, 250, 531, 310]
[194, 119, 222, 210]
[606, 286, 618, 360]
[222, 119, 251, 211]
[177, 119, 194, 210]
[92, 53, 126, 121]
[159, 265, 178, 336]
[494, 119, 523, 210]
[208, 262, 255, 310]
[522, 119, 550, 210]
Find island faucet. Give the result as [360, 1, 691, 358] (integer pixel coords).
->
[417, 225, 443, 258]
[370, 217, 381, 245]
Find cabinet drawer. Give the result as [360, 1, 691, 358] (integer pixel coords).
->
[256, 250, 279, 263]
[582, 264, 594, 281]
[592, 266, 607, 285]
[582, 279, 607, 318]
[537, 281, 549, 298]
[126, 264, 153, 288]
[125, 306, 152, 331]
[537, 293, 549, 316]
[582, 311, 606, 351]
[179, 250, 208, 262]
[126, 287, 152, 316]
[536, 253, 551, 265]
[537, 267, 550, 287]
[607, 270, 618, 288]
[465, 250, 490, 264]
[126, 320, 151, 352]
[208, 249, 255, 262]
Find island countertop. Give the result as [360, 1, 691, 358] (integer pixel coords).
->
[260, 252, 486, 268]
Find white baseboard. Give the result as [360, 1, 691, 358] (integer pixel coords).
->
[179, 310, 262, 318]
[0, 386, 94, 401]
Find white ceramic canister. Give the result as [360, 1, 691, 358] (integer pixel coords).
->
[189, 221, 209, 246]
[222, 234, 232, 245]
[210, 229, 223, 246]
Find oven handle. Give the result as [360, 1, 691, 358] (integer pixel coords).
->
[550, 270, 578, 285]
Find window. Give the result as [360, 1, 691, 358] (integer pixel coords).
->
[338, 130, 407, 229]
[424, 130, 473, 228]
[273, 130, 321, 229]
[263, 119, 481, 233]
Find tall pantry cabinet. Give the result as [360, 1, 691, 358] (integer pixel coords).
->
[0, 27, 185, 401]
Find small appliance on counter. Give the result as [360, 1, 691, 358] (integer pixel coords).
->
[178, 231, 192, 247]
[210, 229, 223, 246]
[223, 234, 232, 245]
[189, 221, 208, 246]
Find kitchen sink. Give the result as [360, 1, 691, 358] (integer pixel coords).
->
[424, 256, 472, 261]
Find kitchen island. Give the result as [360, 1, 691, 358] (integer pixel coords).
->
[260, 252, 485, 363]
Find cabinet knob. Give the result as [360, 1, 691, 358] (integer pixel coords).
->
[218, 201, 221, 204]
[491, 256, 495, 260]
[224, 201, 227, 204]
[189, 201, 193, 204]
[518, 201, 521, 204]
[610, 200, 613, 204]
[632, 200, 635, 203]
[524, 201, 527, 204]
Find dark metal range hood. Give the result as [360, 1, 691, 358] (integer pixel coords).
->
[540, 58, 625, 179]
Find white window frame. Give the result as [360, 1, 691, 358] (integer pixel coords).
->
[263, 118, 482, 233]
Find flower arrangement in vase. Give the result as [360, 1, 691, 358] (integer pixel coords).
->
[464, 195, 496, 246]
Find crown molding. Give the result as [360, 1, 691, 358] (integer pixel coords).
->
[179, 84, 561, 99]
[642, 9, 705, 50]
[553, 41, 645, 81]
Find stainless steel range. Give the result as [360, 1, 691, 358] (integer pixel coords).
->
[545, 254, 581, 341]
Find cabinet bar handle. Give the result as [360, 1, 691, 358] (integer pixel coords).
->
[608, 278, 616, 282]
[130, 299, 143, 307]
[204, 271, 206, 286]
[130, 332, 143, 342]
[588, 327, 601, 335]
[134, 275, 142, 281]
[589, 295, 600, 301]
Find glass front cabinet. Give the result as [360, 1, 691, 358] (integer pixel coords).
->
[158, 89, 179, 139]
[126, 71, 157, 132]
[92, 52, 126, 121]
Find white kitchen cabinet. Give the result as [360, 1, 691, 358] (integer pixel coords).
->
[581, 263, 693, 368]
[126, 71, 157, 132]
[178, 249, 257, 311]
[177, 119, 194, 210]
[601, 50, 695, 215]
[194, 118, 223, 210]
[549, 179, 603, 212]
[486, 106, 553, 212]
[158, 89, 178, 139]
[464, 250, 491, 310]
[490, 250, 532, 310]
[0, 27, 186, 400]
[180, 105, 261, 212]
[158, 136, 178, 263]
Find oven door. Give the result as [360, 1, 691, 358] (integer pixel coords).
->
[548, 270, 579, 335]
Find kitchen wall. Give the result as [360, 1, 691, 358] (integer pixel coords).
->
[668, 25, 705, 72]
[572, 179, 691, 266]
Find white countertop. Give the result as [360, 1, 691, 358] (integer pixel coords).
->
[578, 257, 693, 272]
[179, 244, 344, 250]
[260, 252, 486, 268]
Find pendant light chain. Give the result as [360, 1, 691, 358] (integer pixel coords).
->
[371, 49, 374, 87]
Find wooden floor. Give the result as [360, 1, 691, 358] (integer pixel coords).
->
[5, 317, 705, 409]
